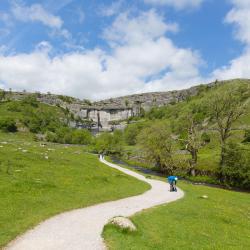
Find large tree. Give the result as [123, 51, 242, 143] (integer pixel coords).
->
[208, 85, 248, 167]
[137, 122, 175, 174]
[184, 117, 204, 176]
[176, 110, 207, 176]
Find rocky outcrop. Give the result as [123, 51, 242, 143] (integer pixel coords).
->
[1, 79, 247, 131]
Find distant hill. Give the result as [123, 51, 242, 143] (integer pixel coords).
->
[93, 79, 250, 111]
[1, 78, 250, 130]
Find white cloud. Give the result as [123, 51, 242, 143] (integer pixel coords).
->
[0, 45, 8, 55]
[211, 0, 250, 80]
[11, 2, 63, 29]
[99, 0, 123, 17]
[103, 10, 179, 45]
[212, 48, 250, 80]
[144, 0, 205, 10]
[35, 41, 52, 53]
[225, 1, 250, 45]
[0, 10, 202, 100]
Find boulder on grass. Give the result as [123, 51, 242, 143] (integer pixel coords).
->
[109, 216, 136, 231]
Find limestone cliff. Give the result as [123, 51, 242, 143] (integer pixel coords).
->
[1, 79, 248, 130]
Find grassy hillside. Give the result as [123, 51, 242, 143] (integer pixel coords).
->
[0, 96, 68, 132]
[120, 79, 250, 187]
[0, 132, 150, 247]
[103, 180, 250, 250]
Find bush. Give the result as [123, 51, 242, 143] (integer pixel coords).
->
[58, 95, 75, 104]
[22, 107, 63, 134]
[94, 131, 123, 154]
[243, 130, 250, 143]
[0, 90, 6, 101]
[46, 128, 93, 145]
[7, 102, 22, 112]
[222, 142, 250, 189]
[94, 132, 113, 154]
[46, 131, 58, 143]
[21, 95, 39, 107]
[72, 129, 92, 145]
[124, 123, 144, 145]
[0, 118, 17, 132]
[201, 132, 211, 143]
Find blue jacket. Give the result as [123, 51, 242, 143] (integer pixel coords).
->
[168, 176, 177, 183]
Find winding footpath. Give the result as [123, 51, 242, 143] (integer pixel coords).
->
[5, 158, 184, 250]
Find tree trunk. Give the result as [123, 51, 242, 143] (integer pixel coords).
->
[220, 141, 226, 166]
[190, 149, 198, 176]
[190, 168, 196, 177]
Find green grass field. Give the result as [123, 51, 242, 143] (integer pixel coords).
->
[0, 132, 150, 248]
[103, 181, 250, 250]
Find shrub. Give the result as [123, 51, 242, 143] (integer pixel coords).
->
[21, 95, 39, 107]
[94, 131, 123, 154]
[46, 131, 58, 143]
[222, 142, 250, 189]
[94, 132, 113, 154]
[201, 132, 211, 143]
[0, 118, 17, 132]
[243, 130, 250, 143]
[7, 102, 22, 112]
[124, 123, 144, 145]
[0, 90, 6, 101]
[72, 129, 92, 145]
[46, 128, 93, 145]
[58, 95, 75, 104]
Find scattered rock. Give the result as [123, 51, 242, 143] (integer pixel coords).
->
[109, 217, 136, 231]
[201, 195, 208, 199]
[45, 156, 49, 160]
[22, 150, 28, 153]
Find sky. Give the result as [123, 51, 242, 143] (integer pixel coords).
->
[0, 0, 249, 100]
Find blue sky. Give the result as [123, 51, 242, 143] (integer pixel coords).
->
[0, 0, 249, 100]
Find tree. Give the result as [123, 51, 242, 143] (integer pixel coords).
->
[124, 123, 144, 145]
[72, 129, 92, 145]
[0, 90, 6, 101]
[177, 112, 207, 176]
[243, 130, 250, 143]
[0, 118, 17, 132]
[137, 122, 175, 174]
[94, 132, 113, 154]
[125, 99, 129, 107]
[111, 130, 124, 154]
[181, 118, 204, 176]
[223, 142, 250, 189]
[208, 87, 247, 167]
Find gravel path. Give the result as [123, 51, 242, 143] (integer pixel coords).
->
[5, 158, 184, 250]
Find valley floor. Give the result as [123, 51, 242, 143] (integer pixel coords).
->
[103, 179, 250, 250]
[0, 132, 149, 248]
[5, 158, 183, 250]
